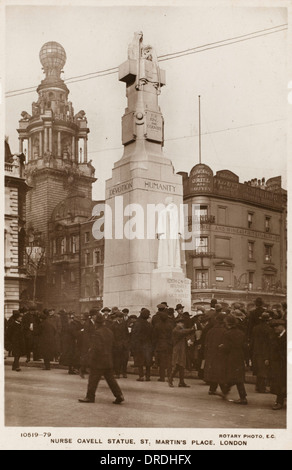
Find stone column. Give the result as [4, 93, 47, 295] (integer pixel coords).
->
[19, 138, 23, 154]
[72, 135, 75, 161]
[49, 127, 53, 153]
[58, 131, 62, 158]
[39, 131, 43, 157]
[44, 127, 48, 153]
[84, 137, 88, 163]
[28, 137, 32, 161]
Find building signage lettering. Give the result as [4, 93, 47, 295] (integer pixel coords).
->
[213, 224, 280, 242]
[190, 165, 213, 193]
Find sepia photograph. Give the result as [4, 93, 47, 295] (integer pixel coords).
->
[1, 0, 291, 451]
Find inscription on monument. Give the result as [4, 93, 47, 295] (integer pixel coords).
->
[109, 181, 133, 197]
[146, 111, 163, 142]
[167, 278, 191, 306]
[144, 180, 176, 193]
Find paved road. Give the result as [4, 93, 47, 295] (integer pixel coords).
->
[5, 366, 285, 428]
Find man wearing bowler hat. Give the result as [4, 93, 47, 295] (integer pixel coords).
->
[79, 313, 124, 405]
[175, 304, 184, 319]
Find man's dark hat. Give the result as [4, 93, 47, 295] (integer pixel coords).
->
[182, 311, 190, 317]
[101, 307, 111, 313]
[140, 308, 150, 319]
[161, 301, 168, 306]
[167, 307, 175, 315]
[12, 309, 20, 315]
[122, 308, 129, 314]
[255, 297, 263, 306]
[175, 304, 184, 311]
[259, 312, 272, 321]
[157, 303, 167, 310]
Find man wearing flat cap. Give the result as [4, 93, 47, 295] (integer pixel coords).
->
[269, 319, 287, 410]
[79, 313, 124, 405]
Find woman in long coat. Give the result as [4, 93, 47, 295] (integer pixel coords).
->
[131, 308, 153, 381]
[204, 313, 227, 395]
[250, 312, 272, 393]
[219, 314, 248, 404]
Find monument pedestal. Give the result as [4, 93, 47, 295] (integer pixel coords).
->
[151, 269, 191, 312]
[103, 32, 192, 315]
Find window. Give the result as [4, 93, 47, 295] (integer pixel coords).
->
[85, 232, 90, 243]
[218, 206, 227, 225]
[70, 271, 75, 283]
[248, 272, 254, 290]
[195, 237, 208, 254]
[85, 251, 91, 266]
[193, 205, 208, 223]
[60, 272, 66, 289]
[265, 217, 271, 233]
[264, 244, 272, 263]
[53, 239, 57, 255]
[248, 212, 253, 228]
[70, 234, 79, 253]
[196, 270, 209, 289]
[94, 249, 101, 265]
[248, 241, 255, 260]
[60, 237, 66, 255]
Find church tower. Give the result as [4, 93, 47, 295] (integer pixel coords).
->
[17, 41, 96, 249]
[17, 42, 96, 308]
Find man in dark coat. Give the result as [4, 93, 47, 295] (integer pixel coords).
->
[131, 308, 153, 381]
[269, 319, 287, 410]
[250, 312, 272, 393]
[38, 311, 57, 370]
[78, 313, 124, 405]
[247, 297, 265, 341]
[6, 311, 25, 371]
[79, 310, 97, 378]
[47, 308, 62, 362]
[168, 317, 194, 388]
[204, 313, 227, 395]
[219, 315, 248, 404]
[111, 311, 130, 378]
[153, 311, 173, 382]
[67, 313, 82, 375]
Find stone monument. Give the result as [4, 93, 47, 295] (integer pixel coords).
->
[103, 32, 191, 314]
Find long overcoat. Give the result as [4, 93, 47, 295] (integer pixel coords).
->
[89, 325, 114, 370]
[269, 330, 287, 394]
[220, 326, 247, 384]
[38, 318, 56, 360]
[204, 323, 226, 383]
[250, 322, 272, 378]
[6, 320, 25, 357]
[172, 326, 193, 368]
[131, 317, 153, 367]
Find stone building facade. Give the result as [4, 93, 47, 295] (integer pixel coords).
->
[15, 42, 100, 312]
[4, 140, 30, 318]
[180, 164, 287, 307]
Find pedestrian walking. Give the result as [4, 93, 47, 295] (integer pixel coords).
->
[111, 311, 130, 378]
[79, 310, 96, 378]
[153, 310, 173, 382]
[168, 317, 194, 388]
[131, 308, 153, 382]
[204, 313, 227, 395]
[250, 312, 272, 393]
[219, 315, 248, 405]
[47, 308, 62, 362]
[6, 310, 25, 371]
[269, 319, 287, 410]
[78, 313, 125, 405]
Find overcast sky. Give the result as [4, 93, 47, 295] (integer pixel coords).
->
[3, 1, 289, 201]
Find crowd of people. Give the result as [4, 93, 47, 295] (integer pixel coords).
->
[4, 297, 287, 410]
